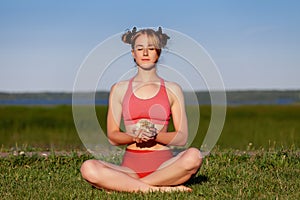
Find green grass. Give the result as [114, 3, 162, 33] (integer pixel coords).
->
[1, 105, 299, 199]
[0, 148, 299, 199]
[220, 105, 300, 149]
[0, 106, 82, 150]
[0, 105, 299, 150]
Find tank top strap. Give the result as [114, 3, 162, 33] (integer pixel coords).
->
[123, 78, 134, 103]
[128, 78, 134, 92]
[160, 77, 165, 86]
[159, 78, 168, 93]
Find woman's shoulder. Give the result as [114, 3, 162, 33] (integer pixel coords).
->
[164, 80, 184, 104]
[109, 80, 131, 102]
[164, 81, 183, 93]
[109, 80, 131, 104]
[111, 80, 130, 92]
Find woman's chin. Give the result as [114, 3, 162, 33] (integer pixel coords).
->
[138, 63, 156, 70]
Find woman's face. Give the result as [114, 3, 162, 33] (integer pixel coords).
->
[131, 34, 159, 69]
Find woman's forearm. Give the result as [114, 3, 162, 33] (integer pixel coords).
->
[108, 131, 134, 146]
[155, 130, 187, 146]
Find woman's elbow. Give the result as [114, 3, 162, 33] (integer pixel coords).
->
[107, 133, 119, 146]
[178, 138, 187, 146]
[108, 139, 118, 146]
[174, 133, 187, 146]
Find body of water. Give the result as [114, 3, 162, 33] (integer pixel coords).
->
[0, 99, 108, 105]
[0, 91, 299, 106]
[0, 98, 296, 106]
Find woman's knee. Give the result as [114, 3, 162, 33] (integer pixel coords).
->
[181, 148, 202, 171]
[80, 160, 102, 181]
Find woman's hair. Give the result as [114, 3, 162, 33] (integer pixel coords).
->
[122, 27, 170, 57]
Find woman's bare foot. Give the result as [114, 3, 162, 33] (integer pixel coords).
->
[95, 184, 192, 193]
[146, 185, 192, 193]
[174, 185, 193, 192]
[168, 185, 192, 192]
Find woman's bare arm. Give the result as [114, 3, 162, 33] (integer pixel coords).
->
[107, 83, 135, 146]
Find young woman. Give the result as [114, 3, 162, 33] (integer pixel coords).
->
[80, 27, 202, 193]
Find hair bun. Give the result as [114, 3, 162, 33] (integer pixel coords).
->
[156, 27, 170, 48]
[122, 27, 170, 48]
[121, 27, 137, 44]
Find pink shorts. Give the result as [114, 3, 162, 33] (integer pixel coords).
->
[121, 149, 173, 178]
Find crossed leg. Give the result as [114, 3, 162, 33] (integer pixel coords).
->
[80, 147, 202, 193]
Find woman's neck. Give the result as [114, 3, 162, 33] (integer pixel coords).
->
[135, 67, 160, 82]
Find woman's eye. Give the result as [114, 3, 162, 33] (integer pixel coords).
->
[148, 47, 155, 51]
[137, 48, 143, 51]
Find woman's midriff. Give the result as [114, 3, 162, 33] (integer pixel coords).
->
[126, 143, 170, 151]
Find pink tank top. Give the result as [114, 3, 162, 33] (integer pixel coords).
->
[122, 78, 171, 125]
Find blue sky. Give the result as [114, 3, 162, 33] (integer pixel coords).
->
[0, 0, 299, 92]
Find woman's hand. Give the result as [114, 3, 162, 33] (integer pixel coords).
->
[132, 127, 157, 143]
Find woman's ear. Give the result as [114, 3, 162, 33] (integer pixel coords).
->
[131, 49, 135, 59]
[131, 49, 137, 63]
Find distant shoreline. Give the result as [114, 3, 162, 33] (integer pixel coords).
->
[0, 90, 299, 106]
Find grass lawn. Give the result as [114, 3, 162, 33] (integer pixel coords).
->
[0, 105, 299, 199]
[0, 148, 299, 199]
[0, 105, 299, 150]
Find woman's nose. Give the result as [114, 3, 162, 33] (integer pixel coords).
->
[143, 48, 148, 56]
